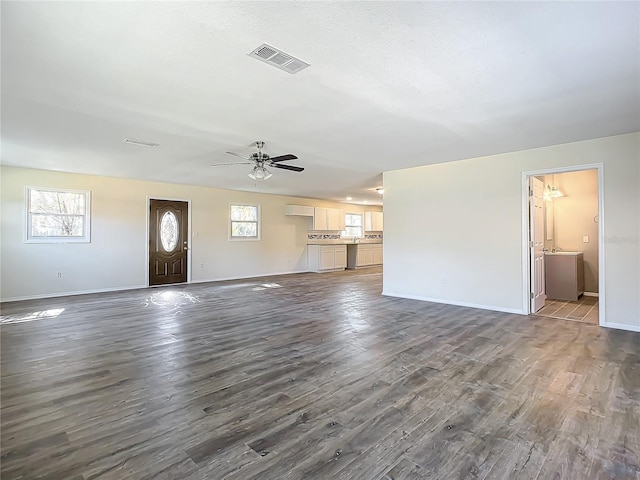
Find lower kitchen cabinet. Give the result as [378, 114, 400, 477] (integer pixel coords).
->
[308, 245, 347, 272]
[347, 244, 383, 269]
[372, 244, 383, 265]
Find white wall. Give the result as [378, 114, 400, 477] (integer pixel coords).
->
[0, 166, 380, 301]
[383, 133, 640, 332]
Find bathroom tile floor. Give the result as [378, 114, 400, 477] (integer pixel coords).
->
[535, 294, 599, 324]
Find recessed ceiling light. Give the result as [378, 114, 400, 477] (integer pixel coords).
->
[346, 196, 353, 201]
[122, 138, 159, 148]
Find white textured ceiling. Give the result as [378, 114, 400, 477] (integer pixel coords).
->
[2, 1, 639, 205]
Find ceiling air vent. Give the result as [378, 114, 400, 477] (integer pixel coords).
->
[122, 138, 159, 148]
[249, 44, 310, 74]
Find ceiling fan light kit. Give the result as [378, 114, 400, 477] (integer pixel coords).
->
[212, 141, 303, 181]
[248, 166, 272, 180]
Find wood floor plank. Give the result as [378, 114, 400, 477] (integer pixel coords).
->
[1, 267, 638, 479]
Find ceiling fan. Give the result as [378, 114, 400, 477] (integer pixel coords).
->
[211, 141, 303, 180]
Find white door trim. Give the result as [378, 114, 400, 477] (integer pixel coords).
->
[521, 163, 605, 326]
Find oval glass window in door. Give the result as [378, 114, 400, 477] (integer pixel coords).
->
[160, 211, 179, 252]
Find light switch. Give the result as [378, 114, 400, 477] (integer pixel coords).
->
[583, 235, 589, 243]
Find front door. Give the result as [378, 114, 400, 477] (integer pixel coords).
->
[529, 177, 546, 312]
[149, 199, 188, 286]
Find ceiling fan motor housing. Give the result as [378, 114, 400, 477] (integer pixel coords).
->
[217, 141, 304, 177]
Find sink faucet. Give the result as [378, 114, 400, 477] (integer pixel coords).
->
[353, 236, 361, 243]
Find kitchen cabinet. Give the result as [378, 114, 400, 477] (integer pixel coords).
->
[347, 243, 383, 269]
[334, 246, 347, 269]
[326, 208, 343, 231]
[545, 252, 584, 301]
[372, 244, 383, 265]
[308, 245, 347, 272]
[364, 211, 384, 232]
[313, 207, 344, 231]
[313, 207, 327, 230]
[285, 205, 314, 216]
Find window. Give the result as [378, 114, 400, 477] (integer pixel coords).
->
[230, 204, 260, 240]
[26, 187, 91, 243]
[160, 211, 179, 252]
[341, 213, 363, 238]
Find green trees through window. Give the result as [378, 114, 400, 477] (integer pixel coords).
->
[230, 204, 259, 239]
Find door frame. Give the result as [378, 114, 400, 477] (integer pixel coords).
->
[521, 163, 605, 326]
[146, 196, 192, 287]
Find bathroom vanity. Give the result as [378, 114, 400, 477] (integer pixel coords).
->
[545, 252, 584, 301]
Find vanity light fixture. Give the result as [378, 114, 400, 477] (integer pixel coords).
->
[376, 188, 384, 195]
[544, 185, 563, 200]
[346, 196, 353, 201]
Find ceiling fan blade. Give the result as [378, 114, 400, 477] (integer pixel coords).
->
[269, 154, 298, 163]
[211, 162, 252, 167]
[272, 163, 304, 172]
[226, 151, 251, 160]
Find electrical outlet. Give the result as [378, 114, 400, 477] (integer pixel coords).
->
[441, 274, 447, 284]
[200, 263, 204, 269]
[57, 272, 63, 278]
[583, 235, 590, 243]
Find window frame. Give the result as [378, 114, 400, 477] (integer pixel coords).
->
[229, 203, 261, 241]
[341, 212, 363, 238]
[25, 186, 92, 243]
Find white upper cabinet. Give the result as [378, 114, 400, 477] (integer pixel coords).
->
[364, 211, 383, 232]
[313, 207, 328, 230]
[314, 207, 344, 231]
[326, 208, 344, 231]
[285, 205, 315, 216]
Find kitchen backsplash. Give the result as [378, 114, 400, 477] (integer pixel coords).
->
[307, 232, 383, 240]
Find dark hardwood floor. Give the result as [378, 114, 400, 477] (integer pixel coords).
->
[1, 267, 639, 479]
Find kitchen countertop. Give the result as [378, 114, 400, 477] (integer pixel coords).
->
[306, 241, 383, 245]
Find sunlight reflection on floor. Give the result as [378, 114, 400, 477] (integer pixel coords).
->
[251, 283, 283, 291]
[0, 308, 65, 325]
[143, 291, 200, 308]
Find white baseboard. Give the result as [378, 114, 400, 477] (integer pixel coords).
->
[583, 292, 599, 297]
[1, 284, 147, 303]
[603, 322, 640, 333]
[1, 269, 312, 303]
[189, 269, 309, 285]
[381, 291, 524, 315]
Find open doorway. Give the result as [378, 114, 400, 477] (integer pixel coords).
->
[522, 164, 604, 326]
